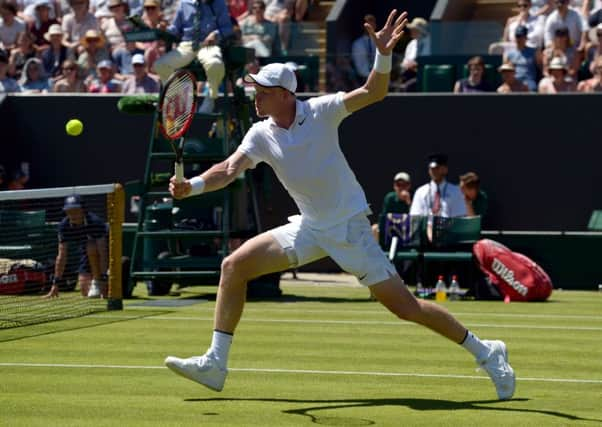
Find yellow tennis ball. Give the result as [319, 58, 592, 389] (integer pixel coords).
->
[66, 119, 83, 136]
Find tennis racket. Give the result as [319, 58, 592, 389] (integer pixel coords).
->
[158, 70, 197, 182]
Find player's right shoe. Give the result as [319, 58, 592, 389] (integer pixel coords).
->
[477, 340, 516, 400]
[87, 280, 101, 298]
[164, 354, 227, 392]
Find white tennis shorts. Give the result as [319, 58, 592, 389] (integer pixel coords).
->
[269, 212, 398, 286]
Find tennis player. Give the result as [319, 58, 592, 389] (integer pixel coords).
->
[166, 9, 515, 400]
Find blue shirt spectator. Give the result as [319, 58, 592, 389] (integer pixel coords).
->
[167, 0, 233, 43]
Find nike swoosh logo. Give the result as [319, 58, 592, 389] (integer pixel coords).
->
[358, 273, 367, 281]
[298, 118, 306, 125]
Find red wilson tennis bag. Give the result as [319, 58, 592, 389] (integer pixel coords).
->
[473, 239, 553, 301]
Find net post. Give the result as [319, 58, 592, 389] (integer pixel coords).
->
[107, 183, 125, 310]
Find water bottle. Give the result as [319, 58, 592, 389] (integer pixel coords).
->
[415, 281, 424, 298]
[435, 275, 448, 302]
[449, 275, 460, 301]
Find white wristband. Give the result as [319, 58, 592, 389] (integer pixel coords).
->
[373, 51, 392, 74]
[188, 176, 205, 197]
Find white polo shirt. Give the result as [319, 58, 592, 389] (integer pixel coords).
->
[238, 92, 370, 230]
[544, 8, 584, 47]
[409, 180, 467, 218]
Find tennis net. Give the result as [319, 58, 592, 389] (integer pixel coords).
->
[0, 184, 124, 328]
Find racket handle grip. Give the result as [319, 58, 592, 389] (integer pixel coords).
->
[174, 162, 184, 183]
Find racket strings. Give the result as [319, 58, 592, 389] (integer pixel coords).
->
[162, 74, 196, 138]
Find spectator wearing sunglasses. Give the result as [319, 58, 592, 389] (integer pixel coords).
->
[544, 0, 584, 47]
[503, 0, 545, 49]
[52, 58, 87, 91]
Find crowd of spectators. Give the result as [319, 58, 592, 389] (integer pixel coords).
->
[344, 1, 602, 93]
[0, 0, 313, 93]
[1, 0, 602, 94]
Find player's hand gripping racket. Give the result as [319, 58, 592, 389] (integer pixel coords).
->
[158, 70, 197, 182]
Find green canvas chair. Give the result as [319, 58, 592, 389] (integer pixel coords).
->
[422, 215, 482, 284]
[421, 64, 456, 92]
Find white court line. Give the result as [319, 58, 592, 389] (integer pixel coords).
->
[1, 362, 600, 384]
[129, 305, 602, 321]
[90, 314, 602, 331]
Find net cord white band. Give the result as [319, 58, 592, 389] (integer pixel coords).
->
[0, 184, 118, 201]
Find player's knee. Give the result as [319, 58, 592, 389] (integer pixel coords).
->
[220, 253, 253, 280]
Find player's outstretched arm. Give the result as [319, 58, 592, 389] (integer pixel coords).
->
[169, 151, 254, 199]
[343, 9, 408, 114]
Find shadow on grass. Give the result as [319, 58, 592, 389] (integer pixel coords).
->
[185, 397, 601, 425]
[169, 291, 372, 304]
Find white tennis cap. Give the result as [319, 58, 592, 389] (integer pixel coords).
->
[243, 63, 297, 93]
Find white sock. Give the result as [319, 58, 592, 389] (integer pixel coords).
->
[460, 330, 490, 360]
[208, 330, 232, 367]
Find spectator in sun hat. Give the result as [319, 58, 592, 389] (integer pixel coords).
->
[61, 0, 99, 51]
[0, 0, 26, 51]
[410, 154, 467, 218]
[76, 28, 110, 78]
[100, 0, 133, 51]
[538, 55, 577, 92]
[496, 61, 529, 92]
[85, 58, 122, 92]
[141, 0, 166, 30]
[504, 24, 542, 91]
[122, 52, 159, 93]
[41, 23, 74, 77]
[401, 17, 431, 80]
[45, 194, 109, 299]
[27, 0, 59, 48]
[371, 171, 413, 243]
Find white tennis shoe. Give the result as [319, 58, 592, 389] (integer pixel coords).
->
[164, 353, 227, 392]
[478, 340, 516, 400]
[87, 280, 102, 298]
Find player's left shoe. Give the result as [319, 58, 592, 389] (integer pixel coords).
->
[478, 340, 516, 400]
[164, 353, 227, 391]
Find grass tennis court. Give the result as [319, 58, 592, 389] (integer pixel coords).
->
[1, 274, 601, 426]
